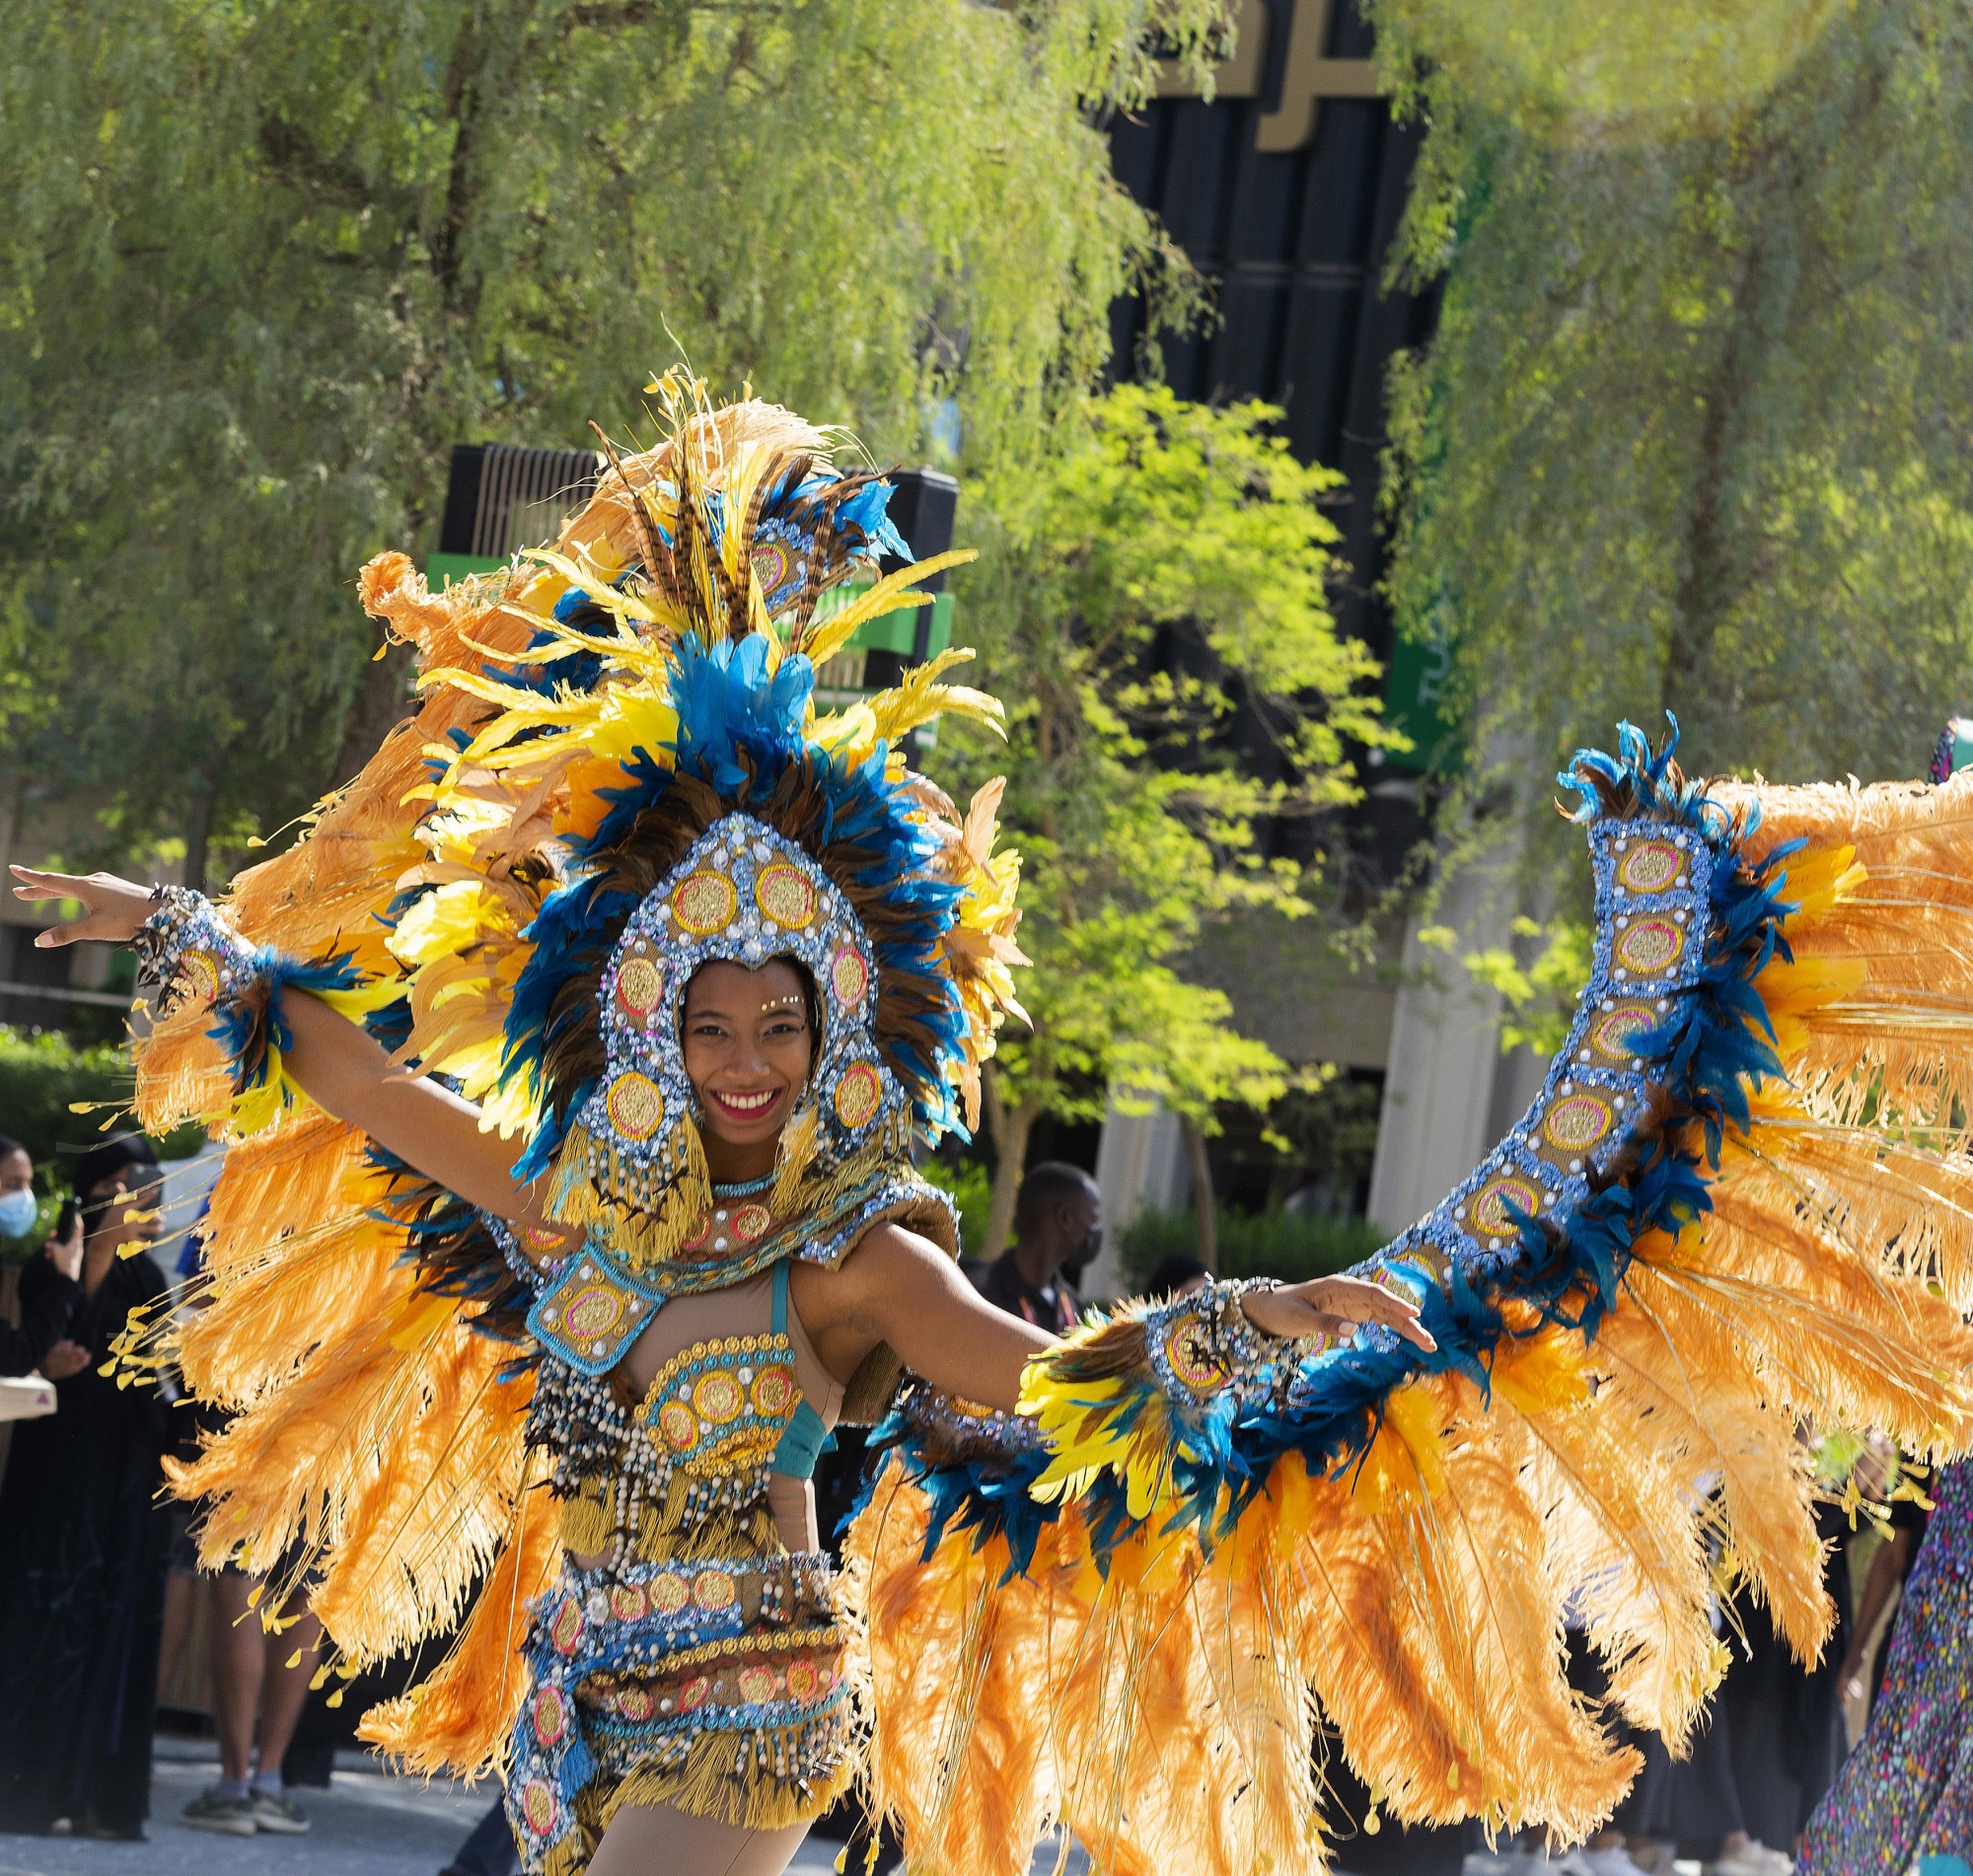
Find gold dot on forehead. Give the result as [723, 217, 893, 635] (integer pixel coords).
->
[760, 994, 805, 1014]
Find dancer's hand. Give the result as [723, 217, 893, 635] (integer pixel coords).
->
[9, 867, 155, 947]
[1243, 1272, 1436, 1351]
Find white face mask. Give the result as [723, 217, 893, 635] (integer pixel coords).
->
[0, 1188, 38, 1240]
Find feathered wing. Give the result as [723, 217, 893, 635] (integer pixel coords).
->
[129, 392, 1023, 1777]
[847, 724, 1973, 1871]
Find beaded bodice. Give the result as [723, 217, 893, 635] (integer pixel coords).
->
[536, 1261, 839, 1564]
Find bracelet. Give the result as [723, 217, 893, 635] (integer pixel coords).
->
[898, 1378, 1043, 1462]
[134, 887, 259, 1016]
[1141, 1276, 1285, 1401]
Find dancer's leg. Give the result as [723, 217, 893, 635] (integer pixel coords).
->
[587, 1801, 812, 1876]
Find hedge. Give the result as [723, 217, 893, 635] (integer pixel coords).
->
[0, 1026, 201, 1261]
[1119, 1202, 1387, 1290]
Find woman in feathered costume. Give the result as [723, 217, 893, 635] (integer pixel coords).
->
[10, 382, 1425, 1876]
[18, 381, 1973, 1876]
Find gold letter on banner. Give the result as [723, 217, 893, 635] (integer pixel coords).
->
[1158, 0, 1385, 152]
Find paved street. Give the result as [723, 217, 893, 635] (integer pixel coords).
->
[0, 1741, 843, 1876]
[0, 1741, 1127, 1876]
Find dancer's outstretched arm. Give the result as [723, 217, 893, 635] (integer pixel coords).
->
[10, 867, 551, 1229]
[796, 1219, 1435, 1414]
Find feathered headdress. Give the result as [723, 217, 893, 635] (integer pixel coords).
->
[384, 376, 1025, 1282]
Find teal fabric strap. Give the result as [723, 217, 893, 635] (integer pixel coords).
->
[772, 1401, 830, 1480]
[767, 1260, 828, 1478]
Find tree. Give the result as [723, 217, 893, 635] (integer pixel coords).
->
[0, 0, 1234, 883]
[1369, 0, 1973, 875]
[945, 384, 1397, 1257]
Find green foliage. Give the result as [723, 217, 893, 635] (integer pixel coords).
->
[1118, 1203, 1386, 1290]
[0, 0, 1231, 882]
[949, 385, 1398, 1152]
[0, 1024, 200, 1198]
[1258, 1074, 1384, 1200]
[1369, 0, 1973, 864]
[916, 1155, 992, 1258]
[1461, 914, 1594, 1056]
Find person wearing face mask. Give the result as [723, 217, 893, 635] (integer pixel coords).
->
[0, 1134, 88, 1378]
[964, 1162, 1100, 1334]
[0, 1133, 174, 1840]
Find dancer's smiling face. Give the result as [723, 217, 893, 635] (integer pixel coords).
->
[681, 958, 815, 1148]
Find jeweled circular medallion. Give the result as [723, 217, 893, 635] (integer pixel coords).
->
[617, 1686, 654, 1721]
[692, 1569, 737, 1611]
[784, 1658, 820, 1700]
[1162, 1320, 1226, 1392]
[678, 1675, 712, 1712]
[1590, 1006, 1652, 1059]
[179, 949, 221, 1005]
[610, 1584, 647, 1623]
[606, 1071, 665, 1140]
[657, 1401, 698, 1451]
[755, 862, 818, 930]
[549, 1597, 583, 1655]
[563, 1284, 625, 1341]
[1543, 1093, 1614, 1154]
[522, 1780, 557, 1836]
[833, 1061, 883, 1130]
[648, 1571, 690, 1615]
[830, 945, 869, 1008]
[753, 540, 798, 603]
[731, 1202, 772, 1244]
[615, 956, 663, 1020]
[737, 1665, 778, 1704]
[1615, 918, 1683, 976]
[672, 870, 738, 935]
[751, 1366, 795, 1416]
[693, 1370, 744, 1424]
[532, 1687, 567, 1747]
[1619, 839, 1684, 894]
[1471, 1174, 1543, 1237]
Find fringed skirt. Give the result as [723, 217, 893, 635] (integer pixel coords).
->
[505, 1549, 854, 1876]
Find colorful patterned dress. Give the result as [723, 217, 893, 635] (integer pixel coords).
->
[1799, 1463, 1973, 1870]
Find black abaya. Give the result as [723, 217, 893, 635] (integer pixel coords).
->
[0, 1250, 171, 1837]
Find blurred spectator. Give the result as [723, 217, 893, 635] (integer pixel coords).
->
[176, 1563, 322, 1836]
[160, 1198, 322, 1837]
[962, 1162, 1099, 1333]
[1840, 1439, 1930, 1717]
[0, 1133, 87, 1377]
[1144, 1253, 1208, 1298]
[0, 1134, 172, 1840]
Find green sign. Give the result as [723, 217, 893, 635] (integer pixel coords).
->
[1381, 621, 1459, 775]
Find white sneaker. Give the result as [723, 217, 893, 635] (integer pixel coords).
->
[1709, 1845, 1792, 1876]
[1580, 1851, 1659, 1876]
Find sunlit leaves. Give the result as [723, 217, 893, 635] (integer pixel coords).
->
[1372, 0, 1973, 874]
[0, 0, 1232, 873]
[944, 385, 1388, 1129]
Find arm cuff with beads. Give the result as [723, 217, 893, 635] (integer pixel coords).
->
[135, 886, 263, 1016]
[134, 887, 372, 1128]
